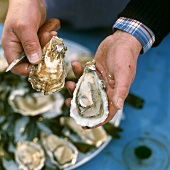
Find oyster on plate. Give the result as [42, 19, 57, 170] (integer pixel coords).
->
[8, 89, 56, 116]
[60, 117, 108, 147]
[28, 36, 67, 95]
[42, 133, 78, 169]
[70, 60, 109, 128]
[15, 141, 45, 170]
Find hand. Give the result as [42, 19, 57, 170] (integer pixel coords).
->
[2, 0, 60, 75]
[66, 30, 142, 127]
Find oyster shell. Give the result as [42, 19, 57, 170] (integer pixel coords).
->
[8, 89, 55, 116]
[28, 36, 67, 95]
[60, 117, 108, 147]
[70, 60, 109, 127]
[42, 133, 78, 169]
[15, 141, 45, 170]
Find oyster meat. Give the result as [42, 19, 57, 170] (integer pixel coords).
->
[15, 141, 45, 170]
[70, 60, 109, 127]
[60, 117, 108, 147]
[8, 89, 56, 116]
[42, 134, 78, 169]
[28, 36, 67, 95]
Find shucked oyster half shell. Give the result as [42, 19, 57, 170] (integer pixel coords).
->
[15, 141, 45, 170]
[42, 133, 78, 169]
[70, 60, 109, 127]
[28, 36, 67, 95]
[8, 88, 55, 116]
[60, 117, 108, 147]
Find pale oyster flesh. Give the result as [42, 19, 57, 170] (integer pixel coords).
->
[8, 89, 55, 116]
[60, 117, 108, 147]
[70, 60, 109, 127]
[15, 141, 45, 170]
[28, 36, 67, 95]
[42, 134, 78, 169]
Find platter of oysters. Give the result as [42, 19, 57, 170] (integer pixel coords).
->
[0, 37, 123, 170]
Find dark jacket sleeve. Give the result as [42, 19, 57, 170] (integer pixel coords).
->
[118, 0, 170, 47]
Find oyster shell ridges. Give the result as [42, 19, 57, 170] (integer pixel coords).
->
[28, 36, 67, 95]
[70, 60, 109, 127]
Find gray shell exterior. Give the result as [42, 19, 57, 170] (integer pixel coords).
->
[28, 36, 67, 95]
[70, 60, 109, 127]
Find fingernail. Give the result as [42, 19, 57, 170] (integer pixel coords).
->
[116, 97, 124, 109]
[28, 53, 40, 63]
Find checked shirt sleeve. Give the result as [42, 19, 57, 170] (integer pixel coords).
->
[113, 17, 155, 53]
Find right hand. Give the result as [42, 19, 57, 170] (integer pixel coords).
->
[65, 30, 142, 127]
[2, 0, 60, 75]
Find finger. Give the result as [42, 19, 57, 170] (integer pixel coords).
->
[65, 81, 76, 95]
[111, 72, 132, 110]
[11, 62, 32, 75]
[71, 60, 83, 78]
[40, 31, 57, 47]
[65, 98, 72, 107]
[19, 26, 42, 64]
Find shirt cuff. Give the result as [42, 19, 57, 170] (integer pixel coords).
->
[113, 17, 155, 53]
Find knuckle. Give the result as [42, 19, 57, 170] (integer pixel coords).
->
[23, 40, 38, 53]
[16, 21, 30, 31]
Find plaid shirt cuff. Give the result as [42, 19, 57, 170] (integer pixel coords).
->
[113, 17, 155, 53]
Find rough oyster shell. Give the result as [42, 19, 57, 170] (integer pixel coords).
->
[60, 117, 108, 147]
[15, 141, 45, 170]
[8, 89, 55, 116]
[70, 60, 109, 127]
[28, 36, 67, 95]
[42, 133, 78, 169]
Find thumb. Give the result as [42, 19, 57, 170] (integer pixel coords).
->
[20, 28, 42, 64]
[111, 73, 133, 110]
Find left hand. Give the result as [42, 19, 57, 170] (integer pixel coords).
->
[65, 30, 142, 127]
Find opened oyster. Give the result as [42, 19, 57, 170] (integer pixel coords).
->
[15, 141, 45, 170]
[8, 89, 55, 116]
[28, 36, 67, 95]
[60, 117, 108, 147]
[42, 133, 78, 169]
[70, 60, 109, 127]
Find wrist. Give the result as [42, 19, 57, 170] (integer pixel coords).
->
[113, 17, 155, 53]
[113, 30, 142, 56]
